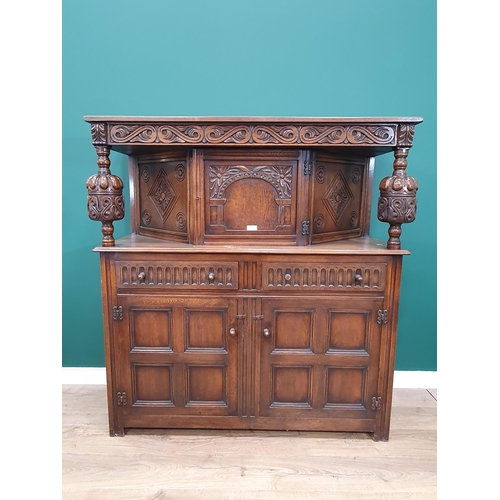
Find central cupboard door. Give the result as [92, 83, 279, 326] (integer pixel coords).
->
[259, 296, 384, 425]
[115, 295, 240, 422]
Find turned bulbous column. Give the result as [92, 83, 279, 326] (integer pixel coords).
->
[86, 145, 125, 247]
[377, 147, 418, 250]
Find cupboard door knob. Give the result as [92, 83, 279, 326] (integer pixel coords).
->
[138, 271, 146, 282]
[229, 327, 236, 336]
[208, 272, 215, 282]
[284, 273, 292, 281]
[355, 273, 363, 284]
[263, 328, 270, 337]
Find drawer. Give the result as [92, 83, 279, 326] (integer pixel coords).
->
[262, 262, 386, 291]
[115, 260, 239, 290]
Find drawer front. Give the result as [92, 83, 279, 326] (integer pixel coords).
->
[262, 262, 386, 292]
[116, 261, 239, 290]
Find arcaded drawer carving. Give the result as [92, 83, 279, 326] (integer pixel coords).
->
[116, 261, 239, 289]
[262, 263, 386, 291]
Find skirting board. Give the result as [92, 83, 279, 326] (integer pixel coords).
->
[62, 367, 437, 389]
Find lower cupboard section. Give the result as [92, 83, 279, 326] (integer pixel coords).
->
[109, 293, 389, 439]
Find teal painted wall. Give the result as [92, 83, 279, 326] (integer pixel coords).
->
[62, 0, 436, 370]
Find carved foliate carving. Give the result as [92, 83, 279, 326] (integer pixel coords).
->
[117, 391, 127, 405]
[377, 310, 388, 325]
[209, 165, 293, 199]
[90, 123, 107, 145]
[86, 146, 125, 247]
[377, 148, 418, 249]
[112, 306, 123, 321]
[396, 124, 415, 148]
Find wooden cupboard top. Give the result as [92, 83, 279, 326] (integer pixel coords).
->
[93, 234, 410, 255]
[84, 115, 423, 123]
[84, 115, 423, 156]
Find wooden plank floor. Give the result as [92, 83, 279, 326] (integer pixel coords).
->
[62, 386, 436, 500]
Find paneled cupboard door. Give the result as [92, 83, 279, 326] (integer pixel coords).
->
[258, 297, 384, 423]
[113, 295, 240, 425]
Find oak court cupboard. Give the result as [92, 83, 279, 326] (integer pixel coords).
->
[85, 115, 422, 440]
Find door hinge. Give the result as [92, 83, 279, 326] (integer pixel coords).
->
[371, 396, 382, 411]
[117, 391, 127, 406]
[301, 220, 310, 235]
[377, 309, 388, 324]
[112, 305, 123, 321]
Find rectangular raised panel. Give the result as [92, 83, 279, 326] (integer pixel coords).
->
[130, 308, 173, 351]
[325, 367, 366, 408]
[273, 309, 314, 352]
[116, 261, 239, 289]
[270, 366, 312, 408]
[186, 365, 228, 406]
[262, 262, 386, 291]
[203, 151, 300, 242]
[132, 364, 174, 406]
[328, 310, 369, 353]
[185, 308, 227, 352]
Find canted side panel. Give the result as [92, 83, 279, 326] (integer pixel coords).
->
[262, 262, 386, 291]
[116, 261, 239, 289]
[312, 156, 367, 240]
[136, 157, 188, 240]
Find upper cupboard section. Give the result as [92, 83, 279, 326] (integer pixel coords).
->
[129, 148, 373, 246]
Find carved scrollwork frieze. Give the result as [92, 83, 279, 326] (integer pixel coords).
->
[105, 122, 399, 147]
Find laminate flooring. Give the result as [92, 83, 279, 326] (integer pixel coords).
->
[62, 386, 437, 500]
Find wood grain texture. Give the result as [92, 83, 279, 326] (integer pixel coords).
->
[62, 385, 436, 500]
[94, 234, 410, 255]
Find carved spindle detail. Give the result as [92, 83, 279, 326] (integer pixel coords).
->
[86, 145, 125, 247]
[377, 147, 418, 249]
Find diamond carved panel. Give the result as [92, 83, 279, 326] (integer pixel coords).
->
[148, 168, 178, 222]
[322, 171, 354, 225]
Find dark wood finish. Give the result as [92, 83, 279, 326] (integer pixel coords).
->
[85, 116, 422, 249]
[85, 116, 422, 440]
